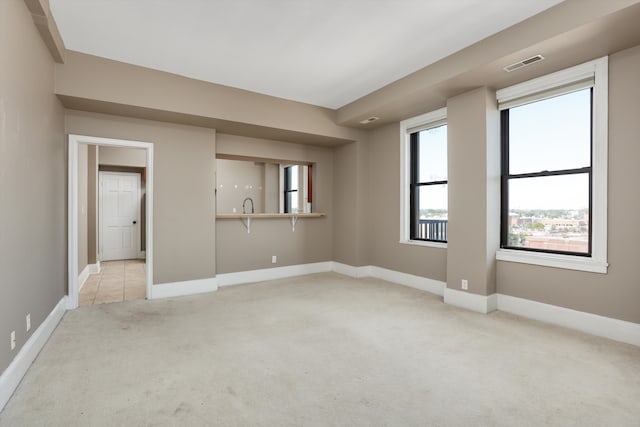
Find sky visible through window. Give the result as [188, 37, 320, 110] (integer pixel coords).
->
[418, 124, 447, 214]
[290, 165, 299, 211]
[417, 89, 591, 213]
[508, 88, 591, 210]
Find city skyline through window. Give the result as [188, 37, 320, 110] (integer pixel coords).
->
[503, 88, 592, 254]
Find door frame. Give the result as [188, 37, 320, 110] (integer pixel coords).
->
[68, 134, 154, 309]
[98, 171, 142, 262]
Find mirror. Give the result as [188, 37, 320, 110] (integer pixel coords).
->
[216, 155, 313, 214]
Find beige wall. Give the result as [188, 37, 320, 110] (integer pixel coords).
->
[264, 163, 279, 213]
[65, 110, 216, 285]
[216, 134, 333, 273]
[98, 146, 147, 167]
[364, 123, 447, 280]
[497, 45, 640, 324]
[446, 87, 500, 296]
[87, 145, 98, 264]
[0, 0, 66, 374]
[331, 142, 360, 266]
[331, 139, 373, 268]
[216, 159, 265, 214]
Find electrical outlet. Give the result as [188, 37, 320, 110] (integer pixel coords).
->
[461, 279, 469, 290]
[272, 255, 277, 264]
[26, 314, 31, 332]
[10, 331, 16, 350]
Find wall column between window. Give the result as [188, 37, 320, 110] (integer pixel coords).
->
[445, 87, 501, 303]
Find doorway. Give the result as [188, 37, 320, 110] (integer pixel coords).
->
[76, 169, 146, 306]
[68, 135, 154, 309]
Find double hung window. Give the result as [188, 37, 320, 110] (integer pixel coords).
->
[501, 88, 592, 255]
[496, 57, 608, 273]
[410, 124, 448, 242]
[400, 108, 448, 246]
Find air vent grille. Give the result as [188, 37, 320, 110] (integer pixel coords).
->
[504, 55, 544, 72]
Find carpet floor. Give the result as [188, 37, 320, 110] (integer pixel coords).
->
[1, 273, 639, 426]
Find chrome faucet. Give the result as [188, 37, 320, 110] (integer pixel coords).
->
[242, 197, 254, 214]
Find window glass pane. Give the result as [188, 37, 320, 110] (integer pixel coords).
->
[289, 165, 299, 191]
[285, 191, 298, 212]
[509, 89, 591, 175]
[417, 125, 447, 182]
[416, 184, 448, 241]
[507, 174, 589, 253]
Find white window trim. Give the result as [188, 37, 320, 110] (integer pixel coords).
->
[495, 56, 608, 274]
[399, 107, 447, 249]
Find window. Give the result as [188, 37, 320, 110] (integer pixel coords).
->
[283, 165, 299, 213]
[496, 57, 608, 273]
[410, 125, 448, 241]
[400, 108, 447, 247]
[280, 163, 313, 214]
[502, 88, 592, 255]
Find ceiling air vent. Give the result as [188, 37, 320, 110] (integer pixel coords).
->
[359, 116, 380, 124]
[504, 54, 544, 72]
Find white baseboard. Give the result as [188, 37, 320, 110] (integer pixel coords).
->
[216, 262, 444, 297]
[217, 262, 333, 287]
[444, 288, 497, 314]
[0, 296, 67, 412]
[79, 263, 101, 292]
[138, 251, 146, 259]
[151, 277, 218, 299]
[78, 265, 90, 292]
[88, 261, 101, 275]
[369, 266, 446, 296]
[497, 294, 640, 347]
[331, 263, 446, 296]
[331, 262, 372, 278]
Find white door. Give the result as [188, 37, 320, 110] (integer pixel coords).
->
[99, 172, 141, 261]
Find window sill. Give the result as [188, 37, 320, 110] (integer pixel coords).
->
[399, 239, 447, 249]
[496, 249, 607, 274]
[216, 213, 325, 219]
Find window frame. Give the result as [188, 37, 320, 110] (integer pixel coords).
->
[495, 56, 608, 273]
[500, 89, 593, 257]
[399, 108, 448, 248]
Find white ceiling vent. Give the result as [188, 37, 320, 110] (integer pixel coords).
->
[504, 54, 544, 72]
[359, 116, 380, 124]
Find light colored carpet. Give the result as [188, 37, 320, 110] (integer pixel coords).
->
[1, 273, 639, 426]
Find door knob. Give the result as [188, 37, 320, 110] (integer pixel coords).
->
[133, 220, 137, 224]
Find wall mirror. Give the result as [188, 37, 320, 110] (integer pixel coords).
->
[216, 154, 314, 215]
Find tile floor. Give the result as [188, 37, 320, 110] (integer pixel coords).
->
[79, 259, 146, 306]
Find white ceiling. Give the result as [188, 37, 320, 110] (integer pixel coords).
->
[49, 0, 564, 109]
